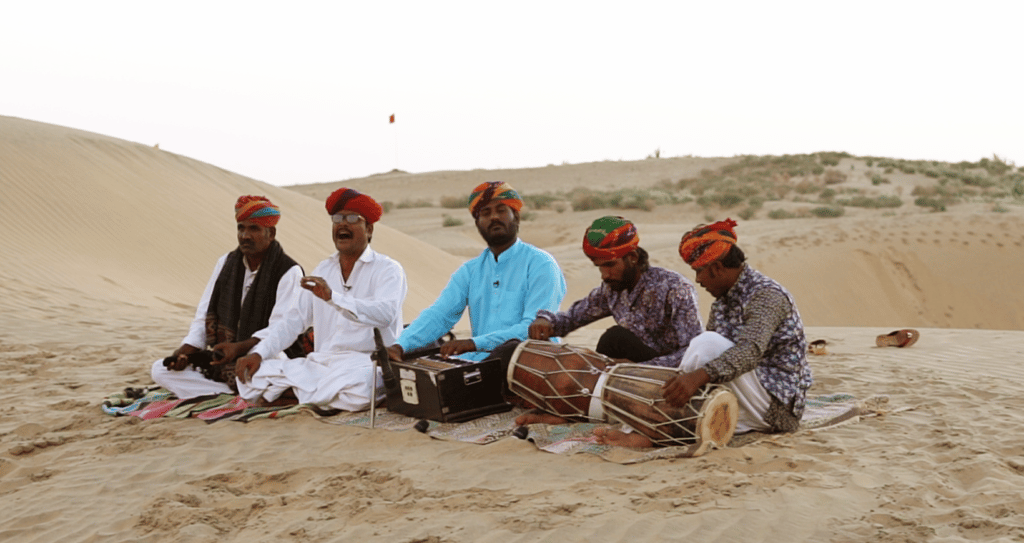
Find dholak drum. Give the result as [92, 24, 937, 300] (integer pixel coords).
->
[507, 340, 612, 421]
[600, 364, 738, 455]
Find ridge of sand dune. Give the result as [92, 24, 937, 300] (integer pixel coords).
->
[0, 116, 465, 345]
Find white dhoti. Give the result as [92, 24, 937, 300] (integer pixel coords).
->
[236, 351, 385, 411]
[679, 332, 773, 433]
[151, 359, 234, 399]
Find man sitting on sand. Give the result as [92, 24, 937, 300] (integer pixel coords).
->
[151, 196, 304, 399]
[528, 215, 702, 365]
[596, 219, 813, 447]
[517, 215, 704, 426]
[388, 181, 566, 365]
[233, 188, 407, 410]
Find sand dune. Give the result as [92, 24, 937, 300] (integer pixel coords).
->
[0, 116, 465, 345]
[2, 116, 1024, 542]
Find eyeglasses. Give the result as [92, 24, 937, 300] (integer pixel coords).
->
[332, 213, 365, 224]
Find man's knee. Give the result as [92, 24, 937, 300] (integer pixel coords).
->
[597, 325, 655, 362]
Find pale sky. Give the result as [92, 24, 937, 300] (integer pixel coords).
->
[4, 1, 1022, 187]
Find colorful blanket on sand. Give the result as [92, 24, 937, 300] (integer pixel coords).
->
[101, 389, 892, 462]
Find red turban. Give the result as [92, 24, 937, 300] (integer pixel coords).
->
[582, 216, 639, 259]
[678, 218, 738, 268]
[234, 196, 280, 227]
[325, 187, 383, 224]
[468, 181, 523, 218]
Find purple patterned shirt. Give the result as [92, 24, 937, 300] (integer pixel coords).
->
[704, 265, 813, 429]
[537, 266, 703, 367]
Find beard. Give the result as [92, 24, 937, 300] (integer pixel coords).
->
[605, 260, 640, 292]
[478, 219, 519, 248]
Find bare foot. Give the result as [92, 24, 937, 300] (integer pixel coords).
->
[515, 412, 570, 425]
[593, 427, 654, 448]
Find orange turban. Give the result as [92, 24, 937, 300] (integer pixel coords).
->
[325, 187, 383, 224]
[234, 196, 280, 227]
[468, 181, 523, 218]
[678, 218, 738, 268]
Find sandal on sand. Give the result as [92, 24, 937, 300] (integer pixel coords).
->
[876, 329, 920, 348]
[808, 339, 828, 355]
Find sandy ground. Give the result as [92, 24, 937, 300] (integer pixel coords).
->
[2, 115, 1024, 542]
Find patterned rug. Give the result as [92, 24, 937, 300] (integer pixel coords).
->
[101, 388, 892, 461]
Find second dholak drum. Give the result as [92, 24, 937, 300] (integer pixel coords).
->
[508, 339, 739, 455]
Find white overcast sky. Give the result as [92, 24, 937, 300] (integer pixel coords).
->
[4, 1, 1022, 186]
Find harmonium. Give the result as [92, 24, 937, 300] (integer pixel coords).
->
[384, 354, 512, 423]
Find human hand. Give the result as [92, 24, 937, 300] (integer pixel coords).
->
[235, 354, 263, 383]
[528, 318, 553, 340]
[167, 344, 200, 371]
[300, 276, 332, 301]
[661, 369, 710, 408]
[439, 339, 476, 358]
[386, 345, 404, 362]
[211, 341, 246, 365]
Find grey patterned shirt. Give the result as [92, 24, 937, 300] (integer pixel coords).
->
[537, 266, 703, 367]
[704, 265, 813, 432]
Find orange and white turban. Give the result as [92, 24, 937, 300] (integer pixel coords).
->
[234, 196, 280, 227]
[678, 218, 738, 268]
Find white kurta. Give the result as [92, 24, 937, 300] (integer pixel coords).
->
[237, 246, 407, 411]
[151, 252, 304, 399]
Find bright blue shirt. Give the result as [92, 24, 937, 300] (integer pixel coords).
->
[398, 239, 566, 361]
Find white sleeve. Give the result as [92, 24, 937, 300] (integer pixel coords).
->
[326, 260, 407, 329]
[251, 267, 312, 360]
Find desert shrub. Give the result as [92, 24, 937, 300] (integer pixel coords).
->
[396, 198, 435, 209]
[961, 174, 996, 188]
[521, 193, 560, 209]
[823, 170, 848, 185]
[979, 156, 1013, 176]
[837, 195, 903, 208]
[439, 195, 465, 208]
[811, 165, 825, 175]
[570, 192, 608, 211]
[914, 197, 947, 212]
[697, 192, 744, 209]
[1013, 180, 1024, 199]
[442, 214, 464, 227]
[819, 188, 837, 202]
[768, 209, 796, 219]
[380, 201, 394, 213]
[810, 206, 845, 218]
[520, 211, 538, 221]
[794, 180, 820, 194]
[993, 204, 1010, 213]
[865, 159, 875, 167]
[871, 174, 890, 185]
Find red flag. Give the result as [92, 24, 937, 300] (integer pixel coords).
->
[389, 114, 395, 124]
